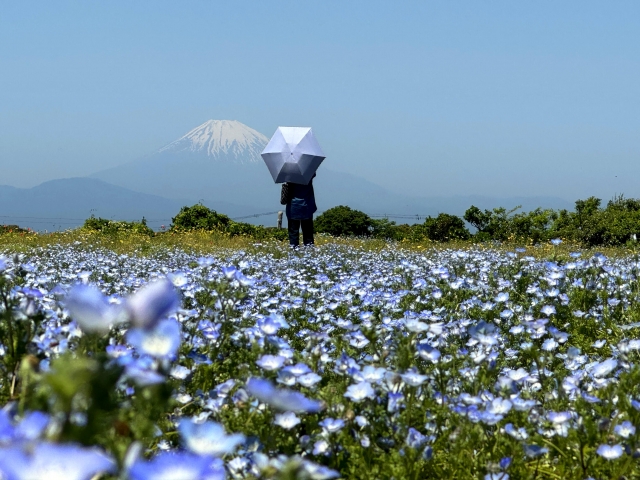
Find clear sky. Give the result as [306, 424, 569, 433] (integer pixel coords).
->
[1, 1, 639, 202]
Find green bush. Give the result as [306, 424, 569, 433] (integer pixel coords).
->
[315, 206, 373, 237]
[460, 196, 640, 247]
[169, 204, 287, 242]
[171, 204, 231, 232]
[550, 195, 640, 247]
[82, 217, 154, 236]
[370, 218, 402, 240]
[423, 213, 470, 242]
[464, 205, 556, 243]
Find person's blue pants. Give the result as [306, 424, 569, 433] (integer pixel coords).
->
[288, 218, 314, 247]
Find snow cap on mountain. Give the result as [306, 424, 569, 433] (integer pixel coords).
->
[158, 120, 268, 163]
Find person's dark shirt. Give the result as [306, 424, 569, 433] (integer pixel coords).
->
[286, 180, 317, 220]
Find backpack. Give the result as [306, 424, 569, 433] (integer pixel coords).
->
[280, 183, 292, 205]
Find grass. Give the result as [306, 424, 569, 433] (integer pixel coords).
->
[1, 229, 639, 262]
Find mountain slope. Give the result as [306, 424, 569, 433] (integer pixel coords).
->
[158, 119, 268, 162]
[0, 178, 258, 231]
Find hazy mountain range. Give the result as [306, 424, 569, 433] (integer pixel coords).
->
[1, 120, 574, 231]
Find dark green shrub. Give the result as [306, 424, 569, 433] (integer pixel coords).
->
[544, 196, 640, 247]
[464, 206, 555, 243]
[170, 205, 231, 232]
[370, 218, 401, 240]
[169, 205, 287, 242]
[315, 206, 373, 237]
[423, 213, 470, 242]
[463, 206, 518, 242]
[82, 217, 154, 236]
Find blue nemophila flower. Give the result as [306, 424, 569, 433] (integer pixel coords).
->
[313, 439, 330, 456]
[0, 410, 50, 445]
[540, 305, 556, 316]
[178, 418, 245, 456]
[591, 358, 618, 378]
[222, 265, 237, 279]
[417, 344, 441, 363]
[0, 411, 13, 443]
[614, 421, 636, 439]
[126, 278, 179, 330]
[542, 338, 558, 351]
[596, 444, 624, 460]
[485, 474, 509, 480]
[495, 292, 509, 303]
[282, 363, 311, 376]
[257, 314, 288, 335]
[0, 442, 115, 480]
[65, 284, 121, 334]
[13, 411, 50, 442]
[129, 452, 225, 480]
[358, 365, 386, 383]
[388, 392, 404, 412]
[344, 381, 375, 402]
[524, 444, 549, 458]
[406, 428, 427, 449]
[487, 398, 512, 415]
[404, 317, 429, 333]
[291, 459, 340, 480]
[319, 418, 345, 434]
[277, 369, 297, 386]
[298, 372, 322, 388]
[256, 354, 286, 371]
[213, 379, 236, 397]
[124, 363, 166, 386]
[167, 271, 189, 287]
[170, 364, 191, 380]
[246, 378, 323, 412]
[401, 370, 428, 387]
[274, 412, 301, 430]
[126, 318, 181, 358]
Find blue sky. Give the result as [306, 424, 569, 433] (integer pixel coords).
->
[1, 1, 639, 202]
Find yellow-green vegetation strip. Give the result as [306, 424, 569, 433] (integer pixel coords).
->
[1, 229, 639, 261]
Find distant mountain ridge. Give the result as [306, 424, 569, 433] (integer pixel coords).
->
[89, 119, 574, 224]
[0, 178, 259, 231]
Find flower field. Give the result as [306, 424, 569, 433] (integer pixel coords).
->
[1, 240, 640, 479]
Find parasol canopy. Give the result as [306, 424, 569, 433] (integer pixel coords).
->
[261, 127, 325, 184]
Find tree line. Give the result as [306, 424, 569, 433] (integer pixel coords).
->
[315, 196, 640, 247]
[79, 195, 640, 247]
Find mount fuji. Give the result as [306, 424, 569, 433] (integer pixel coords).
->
[157, 120, 268, 163]
[92, 120, 281, 213]
[90, 120, 572, 222]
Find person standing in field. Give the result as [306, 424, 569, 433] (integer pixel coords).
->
[281, 173, 316, 247]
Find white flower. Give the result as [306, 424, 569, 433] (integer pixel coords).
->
[344, 382, 375, 402]
[274, 412, 301, 430]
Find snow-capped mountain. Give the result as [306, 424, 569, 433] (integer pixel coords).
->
[91, 120, 279, 208]
[157, 120, 268, 163]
